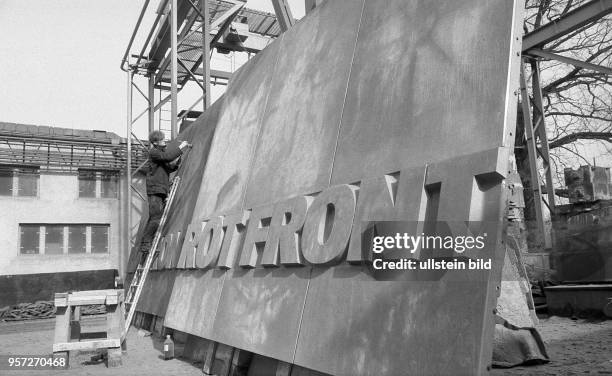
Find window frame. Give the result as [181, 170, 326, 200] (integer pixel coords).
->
[18, 224, 111, 255]
[91, 225, 110, 253]
[44, 225, 65, 255]
[78, 169, 119, 199]
[19, 225, 40, 255]
[0, 168, 14, 196]
[78, 170, 98, 198]
[0, 166, 40, 198]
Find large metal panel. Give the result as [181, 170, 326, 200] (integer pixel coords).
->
[136, 100, 221, 317]
[244, 0, 364, 208]
[191, 40, 283, 221]
[331, 0, 519, 184]
[143, 0, 523, 373]
[295, 266, 490, 376]
[164, 99, 223, 234]
[210, 267, 311, 363]
[164, 269, 226, 337]
[136, 270, 178, 317]
[294, 149, 509, 375]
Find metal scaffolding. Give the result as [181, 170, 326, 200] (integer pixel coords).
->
[119, 0, 292, 278]
[122, 0, 289, 141]
[520, 0, 612, 248]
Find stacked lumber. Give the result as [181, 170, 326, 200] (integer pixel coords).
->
[0, 301, 107, 321]
[81, 304, 106, 315]
[0, 301, 56, 321]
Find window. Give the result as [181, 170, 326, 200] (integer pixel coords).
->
[78, 170, 97, 198]
[0, 167, 39, 197]
[79, 170, 119, 198]
[100, 172, 118, 198]
[20, 225, 40, 254]
[0, 169, 12, 196]
[17, 168, 39, 196]
[45, 225, 64, 255]
[91, 225, 109, 253]
[19, 224, 110, 254]
[68, 225, 87, 254]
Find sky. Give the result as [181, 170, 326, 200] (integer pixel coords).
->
[0, 0, 305, 138]
[0, 0, 607, 171]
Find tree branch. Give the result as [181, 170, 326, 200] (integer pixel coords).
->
[542, 44, 612, 93]
[554, 144, 593, 165]
[549, 131, 612, 149]
[548, 111, 611, 122]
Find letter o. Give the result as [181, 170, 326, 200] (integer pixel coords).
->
[301, 184, 356, 265]
[195, 217, 224, 269]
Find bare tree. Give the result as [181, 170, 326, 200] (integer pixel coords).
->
[516, 0, 611, 231]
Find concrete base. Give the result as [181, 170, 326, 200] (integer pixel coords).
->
[545, 284, 612, 317]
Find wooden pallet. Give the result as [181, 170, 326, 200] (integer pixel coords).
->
[53, 290, 125, 367]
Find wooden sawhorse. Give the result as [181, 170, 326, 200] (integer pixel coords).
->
[53, 289, 125, 367]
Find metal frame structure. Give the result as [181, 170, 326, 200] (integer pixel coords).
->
[0, 125, 146, 173]
[0, 135, 146, 173]
[120, 0, 292, 278]
[520, 0, 612, 248]
[271, 0, 294, 31]
[122, 0, 289, 148]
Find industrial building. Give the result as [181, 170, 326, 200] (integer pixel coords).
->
[0, 122, 146, 305]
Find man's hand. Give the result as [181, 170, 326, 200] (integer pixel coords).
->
[179, 141, 191, 150]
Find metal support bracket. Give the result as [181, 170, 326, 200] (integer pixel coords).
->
[519, 61, 552, 249]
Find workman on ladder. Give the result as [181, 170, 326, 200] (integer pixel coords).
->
[139, 130, 190, 262]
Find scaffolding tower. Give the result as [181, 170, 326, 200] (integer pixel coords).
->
[119, 0, 301, 277]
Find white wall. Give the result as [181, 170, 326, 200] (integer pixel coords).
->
[0, 172, 136, 276]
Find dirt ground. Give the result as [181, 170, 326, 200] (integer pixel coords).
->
[0, 316, 201, 376]
[0, 315, 610, 375]
[491, 315, 612, 376]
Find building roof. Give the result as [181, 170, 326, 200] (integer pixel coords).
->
[0, 122, 146, 172]
[0, 122, 122, 144]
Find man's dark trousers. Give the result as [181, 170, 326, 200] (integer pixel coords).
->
[139, 194, 165, 261]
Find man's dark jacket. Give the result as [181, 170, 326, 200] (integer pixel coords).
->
[146, 144, 183, 197]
